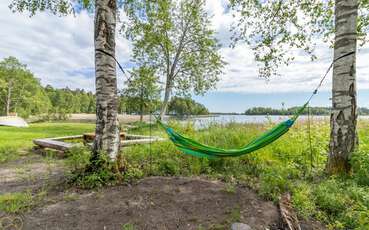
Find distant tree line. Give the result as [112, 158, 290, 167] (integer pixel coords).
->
[119, 96, 209, 118]
[245, 107, 369, 116]
[44, 86, 96, 119]
[0, 57, 97, 119]
[0, 57, 209, 119]
[167, 96, 209, 117]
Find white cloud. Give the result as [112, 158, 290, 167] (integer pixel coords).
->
[0, 0, 368, 95]
[0, 0, 131, 91]
[204, 0, 369, 94]
[204, 0, 233, 46]
[216, 39, 369, 94]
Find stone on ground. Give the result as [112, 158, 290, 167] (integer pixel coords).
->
[232, 222, 252, 230]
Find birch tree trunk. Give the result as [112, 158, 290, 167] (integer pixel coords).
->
[327, 0, 358, 174]
[6, 81, 12, 116]
[93, 0, 120, 160]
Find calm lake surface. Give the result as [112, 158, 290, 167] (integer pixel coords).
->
[171, 115, 369, 129]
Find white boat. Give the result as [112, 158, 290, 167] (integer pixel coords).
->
[0, 116, 29, 127]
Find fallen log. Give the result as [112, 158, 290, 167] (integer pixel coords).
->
[33, 134, 165, 153]
[50, 135, 83, 141]
[122, 137, 165, 146]
[83, 132, 126, 143]
[33, 139, 77, 152]
[279, 193, 301, 230]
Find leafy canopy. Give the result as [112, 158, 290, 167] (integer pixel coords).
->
[230, 0, 369, 78]
[122, 66, 161, 114]
[0, 57, 51, 117]
[10, 0, 78, 16]
[123, 0, 224, 96]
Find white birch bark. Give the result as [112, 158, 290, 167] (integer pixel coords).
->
[92, 0, 120, 160]
[327, 0, 358, 174]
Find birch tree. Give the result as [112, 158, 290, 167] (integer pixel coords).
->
[0, 57, 50, 117]
[93, 0, 120, 160]
[327, 0, 359, 174]
[124, 0, 224, 119]
[10, 0, 121, 160]
[230, 0, 368, 175]
[0, 57, 26, 116]
[122, 66, 161, 121]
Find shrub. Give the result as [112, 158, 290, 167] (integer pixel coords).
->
[291, 182, 316, 219]
[124, 164, 144, 182]
[66, 149, 122, 189]
[65, 147, 91, 172]
[258, 164, 299, 200]
[313, 179, 347, 217]
[351, 150, 369, 186]
[75, 170, 117, 189]
[158, 159, 180, 175]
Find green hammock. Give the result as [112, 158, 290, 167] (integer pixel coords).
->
[157, 103, 309, 158]
[100, 47, 355, 159]
[155, 52, 355, 158]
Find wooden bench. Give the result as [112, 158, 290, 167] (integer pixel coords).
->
[33, 133, 165, 153]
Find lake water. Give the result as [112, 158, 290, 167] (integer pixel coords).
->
[171, 115, 369, 129]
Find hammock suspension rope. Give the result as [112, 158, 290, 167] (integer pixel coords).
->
[100, 48, 355, 158]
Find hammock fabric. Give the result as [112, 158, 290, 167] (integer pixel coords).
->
[157, 103, 308, 158]
[99, 47, 354, 159]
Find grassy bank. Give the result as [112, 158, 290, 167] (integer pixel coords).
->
[1, 120, 368, 229]
[121, 120, 368, 229]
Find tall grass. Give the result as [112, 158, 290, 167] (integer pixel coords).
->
[122, 120, 369, 229]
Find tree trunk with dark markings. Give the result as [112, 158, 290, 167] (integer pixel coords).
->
[6, 80, 12, 116]
[93, 0, 120, 160]
[327, 0, 358, 174]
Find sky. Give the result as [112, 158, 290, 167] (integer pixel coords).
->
[0, 0, 368, 113]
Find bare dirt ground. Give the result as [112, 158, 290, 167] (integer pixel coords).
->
[0, 154, 325, 230]
[23, 177, 282, 230]
[0, 154, 66, 194]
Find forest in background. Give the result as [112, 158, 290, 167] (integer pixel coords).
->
[0, 57, 209, 119]
[4, 56, 369, 119]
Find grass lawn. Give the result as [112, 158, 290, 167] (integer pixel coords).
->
[0, 122, 95, 149]
[0, 122, 94, 163]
